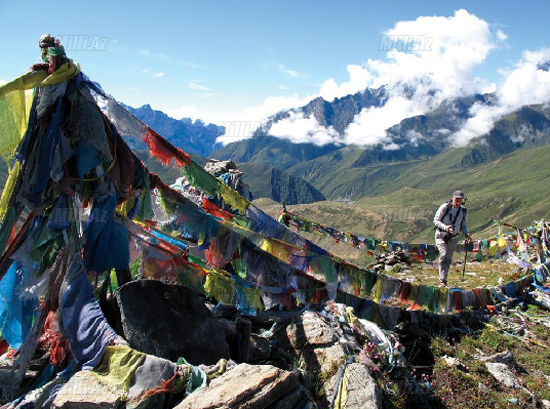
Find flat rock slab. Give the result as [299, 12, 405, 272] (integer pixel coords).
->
[284, 311, 338, 349]
[52, 370, 122, 409]
[485, 362, 521, 389]
[117, 280, 230, 365]
[175, 363, 299, 409]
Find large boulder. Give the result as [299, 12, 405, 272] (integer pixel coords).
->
[324, 363, 382, 409]
[117, 280, 231, 365]
[281, 310, 345, 377]
[175, 363, 309, 409]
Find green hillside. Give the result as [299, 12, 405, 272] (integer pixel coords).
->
[256, 143, 550, 248]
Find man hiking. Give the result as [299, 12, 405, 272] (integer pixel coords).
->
[433, 190, 472, 287]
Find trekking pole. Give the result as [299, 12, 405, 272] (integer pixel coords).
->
[461, 242, 468, 282]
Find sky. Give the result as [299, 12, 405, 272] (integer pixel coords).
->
[1, 0, 549, 147]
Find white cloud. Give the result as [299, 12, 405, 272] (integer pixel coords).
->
[269, 112, 342, 146]
[451, 47, 550, 146]
[165, 105, 217, 123]
[406, 129, 425, 147]
[216, 93, 315, 145]
[152, 72, 164, 78]
[319, 65, 372, 101]
[496, 29, 508, 41]
[278, 63, 305, 79]
[278, 85, 288, 90]
[0, 79, 7, 86]
[267, 9, 502, 148]
[213, 10, 547, 150]
[139, 48, 170, 60]
[368, 9, 496, 95]
[344, 96, 425, 147]
[182, 61, 202, 69]
[189, 82, 210, 91]
[499, 48, 550, 107]
[451, 103, 508, 146]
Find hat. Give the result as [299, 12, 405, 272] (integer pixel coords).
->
[39, 34, 55, 49]
[452, 190, 465, 199]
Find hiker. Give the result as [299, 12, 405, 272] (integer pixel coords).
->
[433, 190, 472, 286]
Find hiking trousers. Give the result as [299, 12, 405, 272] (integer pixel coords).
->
[435, 237, 458, 283]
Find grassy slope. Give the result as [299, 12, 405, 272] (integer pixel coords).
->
[255, 144, 550, 248]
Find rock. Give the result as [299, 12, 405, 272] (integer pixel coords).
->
[324, 363, 382, 409]
[52, 370, 122, 408]
[485, 362, 521, 389]
[478, 382, 490, 394]
[541, 399, 550, 409]
[266, 385, 312, 409]
[302, 343, 346, 378]
[204, 159, 238, 177]
[442, 356, 461, 367]
[490, 351, 515, 365]
[248, 334, 272, 363]
[117, 280, 231, 365]
[174, 363, 307, 409]
[283, 311, 338, 350]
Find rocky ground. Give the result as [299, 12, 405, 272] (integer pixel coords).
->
[1, 257, 549, 409]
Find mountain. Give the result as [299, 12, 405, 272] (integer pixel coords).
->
[211, 86, 391, 169]
[212, 92, 497, 172]
[117, 110, 325, 205]
[212, 82, 549, 201]
[286, 103, 550, 199]
[124, 104, 224, 157]
[238, 162, 325, 205]
[264, 86, 389, 134]
[211, 134, 340, 171]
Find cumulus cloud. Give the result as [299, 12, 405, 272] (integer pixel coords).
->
[216, 93, 315, 145]
[0, 79, 7, 86]
[451, 47, 550, 146]
[269, 112, 341, 146]
[319, 65, 372, 101]
[252, 9, 505, 149]
[339, 9, 503, 148]
[344, 96, 426, 147]
[215, 10, 547, 149]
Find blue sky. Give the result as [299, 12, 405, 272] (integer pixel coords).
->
[1, 0, 549, 135]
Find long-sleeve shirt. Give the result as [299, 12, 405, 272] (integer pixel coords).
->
[433, 203, 468, 240]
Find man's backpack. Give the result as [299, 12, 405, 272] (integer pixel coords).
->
[436, 200, 467, 233]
